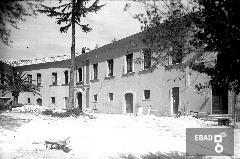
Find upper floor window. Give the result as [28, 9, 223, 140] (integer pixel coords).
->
[143, 49, 151, 70]
[78, 68, 83, 82]
[169, 45, 183, 65]
[126, 53, 133, 73]
[107, 59, 114, 77]
[64, 71, 68, 84]
[93, 63, 98, 80]
[37, 73, 41, 86]
[27, 74, 32, 84]
[0, 73, 5, 84]
[52, 72, 57, 85]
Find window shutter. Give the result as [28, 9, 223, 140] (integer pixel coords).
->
[90, 65, 93, 80]
[123, 56, 126, 74]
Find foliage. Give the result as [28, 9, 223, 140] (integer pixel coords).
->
[41, 108, 83, 117]
[194, 0, 240, 93]
[117, 151, 205, 159]
[39, 0, 104, 109]
[39, 0, 104, 33]
[0, 0, 40, 46]
[127, 0, 240, 93]
[0, 68, 40, 105]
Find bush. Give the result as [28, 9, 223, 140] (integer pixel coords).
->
[0, 103, 11, 111]
[41, 108, 84, 118]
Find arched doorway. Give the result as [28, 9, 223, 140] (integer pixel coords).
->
[125, 93, 133, 113]
[36, 98, 42, 106]
[77, 92, 82, 110]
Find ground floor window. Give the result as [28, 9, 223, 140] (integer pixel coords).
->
[93, 94, 98, 102]
[51, 97, 56, 104]
[108, 93, 113, 101]
[27, 98, 30, 104]
[144, 90, 150, 100]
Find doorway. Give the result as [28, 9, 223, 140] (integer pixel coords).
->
[212, 86, 228, 114]
[36, 98, 42, 106]
[64, 97, 68, 108]
[171, 87, 179, 114]
[77, 92, 82, 110]
[125, 93, 133, 113]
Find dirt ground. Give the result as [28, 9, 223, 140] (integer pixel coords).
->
[0, 111, 239, 159]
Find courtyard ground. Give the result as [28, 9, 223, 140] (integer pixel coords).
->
[0, 105, 239, 159]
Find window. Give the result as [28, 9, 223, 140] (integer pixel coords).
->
[93, 63, 98, 79]
[107, 59, 114, 76]
[144, 90, 150, 100]
[27, 74, 32, 84]
[108, 93, 113, 101]
[93, 94, 98, 102]
[143, 49, 151, 70]
[78, 68, 83, 82]
[169, 45, 183, 65]
[27, 98, 31, 104]
[51, 97, 55, 104]
[64, 71, 68, 84]
[37, 73, 41, 86]
[52, 72, 57, 85]
[126, 53, 133, 73]
[1, 73, 5, 84]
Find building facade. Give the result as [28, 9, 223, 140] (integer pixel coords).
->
[3, 32, 236, 116]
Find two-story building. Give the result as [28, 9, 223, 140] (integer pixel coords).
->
[2, 32, 237, 116]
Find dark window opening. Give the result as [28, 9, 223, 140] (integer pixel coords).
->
[93, 63, 98, 79]
[52, 72, 57, 85]
[78, 68, 83, 82]
[144, 90, 150, 99]
[51, 97, 55, 104]
[27, 74, 32, 84]
[126, 53, 133, 73]
[93, 94, 98, 102]
[64, 71, 68, 84]
[27, 98, 31, 104]
[107, 59, 114, 76]
[171, 44, 183, 64]
[212, 86, 228, 114]
[143, 49, 151, 70]
[108, 93, 113, 101]
[37, 73, 41, 86]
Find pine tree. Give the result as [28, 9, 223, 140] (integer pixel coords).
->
[39, 0, 104, 109]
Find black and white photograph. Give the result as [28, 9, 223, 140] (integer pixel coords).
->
[0, 0, 240, 158]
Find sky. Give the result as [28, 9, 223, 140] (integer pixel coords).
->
[0, 1, 145, 60]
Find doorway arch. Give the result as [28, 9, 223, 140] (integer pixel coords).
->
[125, 93, 133, 113]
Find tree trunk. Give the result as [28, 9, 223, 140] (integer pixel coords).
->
[68, 0, 76, 110]
[13, 96, 18, 105]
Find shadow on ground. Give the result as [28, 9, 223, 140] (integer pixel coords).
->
[0, 115, 31, 131]
[116, 152, 205, 159]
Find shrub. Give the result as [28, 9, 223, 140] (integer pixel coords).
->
[41, 108, 84, 118]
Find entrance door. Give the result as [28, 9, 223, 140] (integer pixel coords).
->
[171, 87, 179, 114]
[212, 86, 228, 114]
[36, 98, 42, 106]
[125, 93, 133, 113]
[77, 92, 82, 110]
[64, 97, 68, 108]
